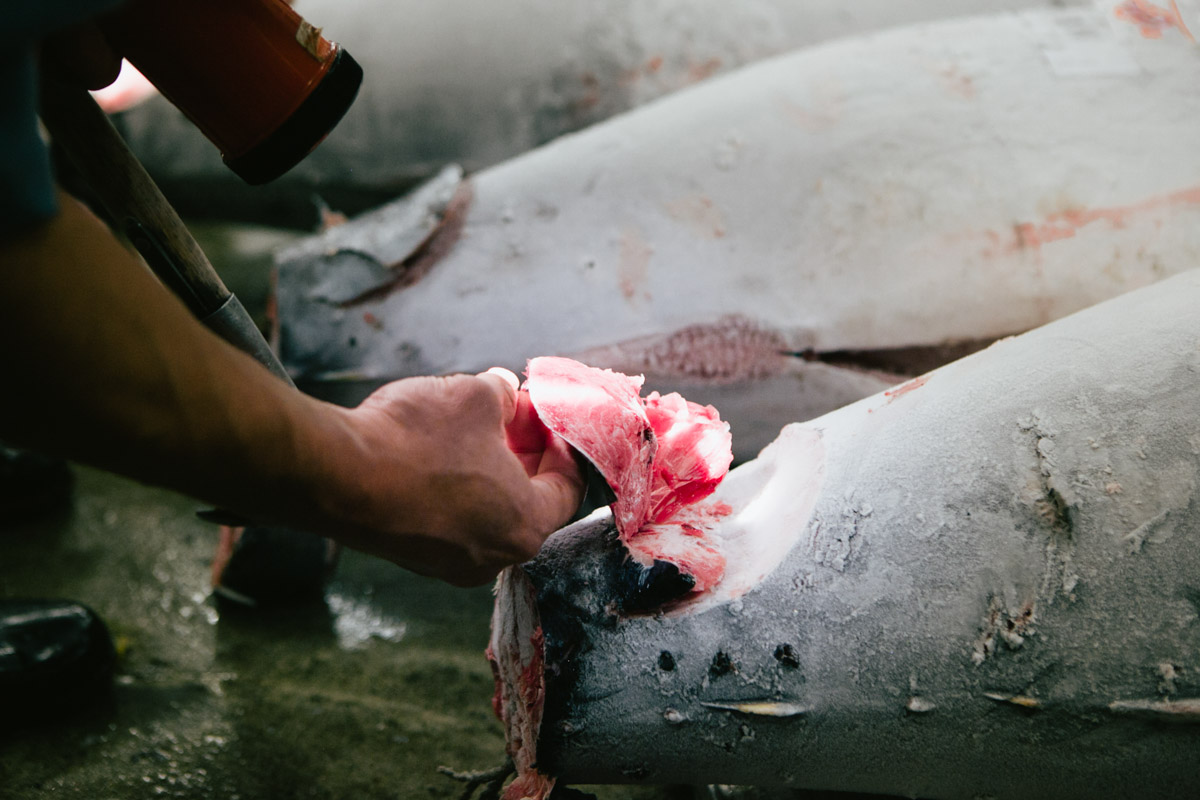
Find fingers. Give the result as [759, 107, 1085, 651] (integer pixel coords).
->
[350, 368, 583, 582]
[505, 390, 550, 469]
[480, 365, 584, 543]
[528, 433, 587, 533]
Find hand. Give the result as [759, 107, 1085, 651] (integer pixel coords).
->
[306, 370, 585, 586]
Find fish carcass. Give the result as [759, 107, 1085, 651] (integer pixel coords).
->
[113, 0, 1087, 223]
[490, 268, 1200, 800]
[276, 5, 1200, 462]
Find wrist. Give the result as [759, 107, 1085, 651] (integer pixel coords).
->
[275, 394, 395, 548]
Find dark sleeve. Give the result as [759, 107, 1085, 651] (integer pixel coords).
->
[1, 0, 126, 239]
[0, 49, 58, 238]
[12, 0, 126, 39]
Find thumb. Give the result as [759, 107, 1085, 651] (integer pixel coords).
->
[476, 367, 520, 425]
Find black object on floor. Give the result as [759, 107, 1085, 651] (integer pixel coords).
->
[0, 599, 116, 722]
[212, 526, 338, 607]
[0, 446, 73, 525]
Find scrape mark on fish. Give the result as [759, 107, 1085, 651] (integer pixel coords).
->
[885, 375, 928, 403]
[701, 700, 808, 717]
[1109, 697, 1200, 722]
[984, 692, 1043, 709]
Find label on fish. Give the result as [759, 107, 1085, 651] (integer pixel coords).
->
[1023, 8, 1141, 77]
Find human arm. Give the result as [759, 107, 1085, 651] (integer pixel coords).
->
[0, 192, 583, 585]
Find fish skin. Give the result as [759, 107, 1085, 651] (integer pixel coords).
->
[499, 270, 1200, 796]
[276, 7, 1200, 464]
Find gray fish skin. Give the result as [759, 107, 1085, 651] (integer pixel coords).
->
[503, 269, 1200, 799]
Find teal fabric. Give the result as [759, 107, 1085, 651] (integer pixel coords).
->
[1, 0, 125, 238]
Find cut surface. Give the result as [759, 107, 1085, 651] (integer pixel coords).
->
[524, 357, 733, 591]
[524, 356, 656, 539]
[643, 390, 733, 524]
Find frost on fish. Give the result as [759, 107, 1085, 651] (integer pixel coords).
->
[494, 270, 1200, 798]
[524, 356, 733, 593]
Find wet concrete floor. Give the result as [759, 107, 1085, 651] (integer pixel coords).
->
[0, 465, 675, 799]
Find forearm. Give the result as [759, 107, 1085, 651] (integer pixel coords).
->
[0, 192, 583, 583]
[0, 190, 337, 523]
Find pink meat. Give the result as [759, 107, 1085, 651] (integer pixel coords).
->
[524, 357, 733, 590]
[524, 357, 656, 539]
[643, 391, 733, 524]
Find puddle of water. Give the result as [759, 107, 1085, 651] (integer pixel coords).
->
[324, 589, 407, 650]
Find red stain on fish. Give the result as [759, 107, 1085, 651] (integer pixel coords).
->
[976, 185, 1200, 258]
[885, 375, 928, 403]
[1016, 186, 1200, 249]
[520, 628, 545, 709]
[1114, 0, 1196, 41]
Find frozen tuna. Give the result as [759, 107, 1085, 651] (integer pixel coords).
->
[489, 269, 1200, 799]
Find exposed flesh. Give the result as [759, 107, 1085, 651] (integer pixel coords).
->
[524, 357, 733, 591]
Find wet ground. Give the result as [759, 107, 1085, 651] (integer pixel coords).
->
[0, 466, 677, 800]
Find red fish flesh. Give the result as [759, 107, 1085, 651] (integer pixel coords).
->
[524, 356, 733, 593]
